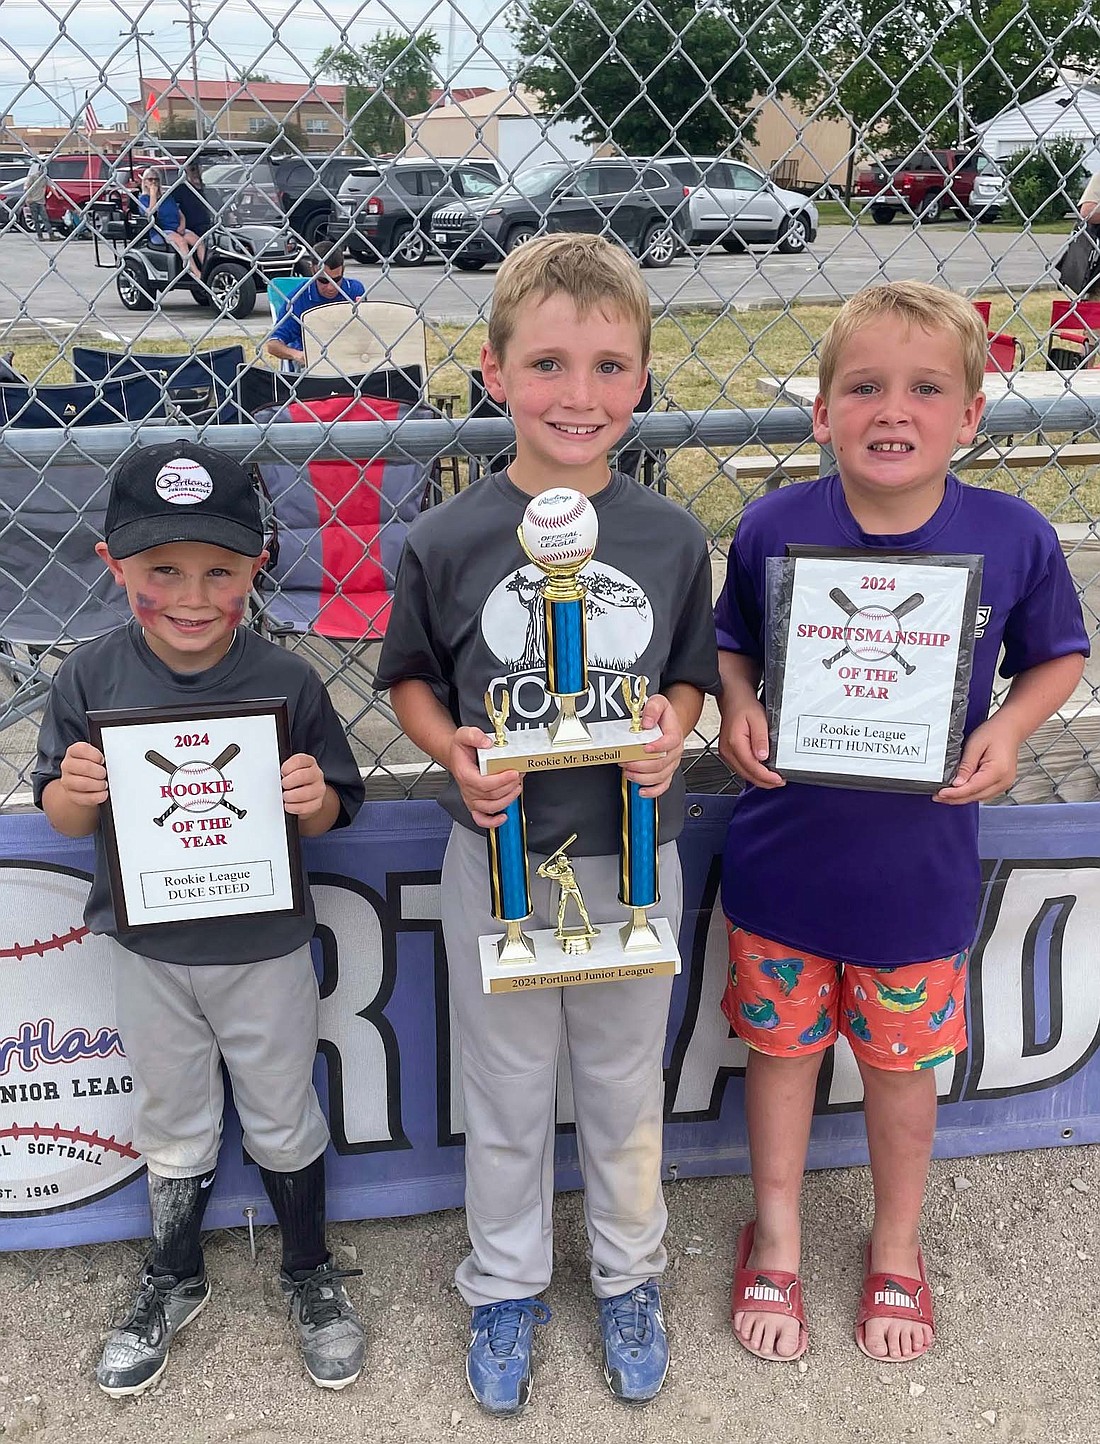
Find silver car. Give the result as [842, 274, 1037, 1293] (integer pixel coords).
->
[969, 155, 1010, 222]
[653, 156, 818, 253]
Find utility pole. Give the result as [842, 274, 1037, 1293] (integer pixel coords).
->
[173, 3, 206, 137]
[120, 26, 154, 142]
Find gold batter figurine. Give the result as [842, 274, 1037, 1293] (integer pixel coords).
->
[537, 835, 599, 954]
[621, 675, 648, 733]
[485, 685, 510, 748]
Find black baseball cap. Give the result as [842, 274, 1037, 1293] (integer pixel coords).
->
[104, 440, 264, 559]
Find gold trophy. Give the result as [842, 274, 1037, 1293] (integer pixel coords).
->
[476, 491, 679, 994]
[537, 836, 599, 954]
[479, 488, 662, 778]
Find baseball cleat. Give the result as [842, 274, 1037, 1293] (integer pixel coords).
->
[280, 1257, 365, 1389]
[466, 1297, 552, 1417]
[599, 1281, 670, 1404]
[96, 1267, 210, 1397]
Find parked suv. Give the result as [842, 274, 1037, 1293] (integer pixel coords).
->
[430, 159, 690, 270]
[46, 152, 157, 232]
[200, 154, 363, 245]
[652, 156, 817, 253]
[855, 148, 1008, 223]
[333, 159, 501, 265]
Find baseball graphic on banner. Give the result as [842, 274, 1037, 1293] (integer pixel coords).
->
[0, 862, 143, 1216]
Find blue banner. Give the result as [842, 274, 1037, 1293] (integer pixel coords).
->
[2, 799, 1099, 1250]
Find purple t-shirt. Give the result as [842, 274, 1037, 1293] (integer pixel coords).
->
[716, 474, 1089, 967]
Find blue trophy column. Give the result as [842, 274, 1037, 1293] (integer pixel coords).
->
[488, 797, 531, 923]
[619, 777, 659, 908]
[545, 595, 586, 697]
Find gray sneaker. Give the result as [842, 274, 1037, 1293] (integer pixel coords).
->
[96, 1268, 210, 1397]
[280, 1258, 365, 1389]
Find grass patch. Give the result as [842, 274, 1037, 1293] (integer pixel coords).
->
[10, 293, 1098, 538]
[816, 200, 1074, 233]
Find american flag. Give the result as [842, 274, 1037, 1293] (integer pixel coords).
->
[83, 92, 100, 133]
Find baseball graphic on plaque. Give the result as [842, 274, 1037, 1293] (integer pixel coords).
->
[477, 489, 679, 994]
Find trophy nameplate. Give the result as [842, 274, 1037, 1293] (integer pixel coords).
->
[478, 719, 663, 776]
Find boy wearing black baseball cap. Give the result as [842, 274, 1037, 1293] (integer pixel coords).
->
[32, 441, 367, 1396]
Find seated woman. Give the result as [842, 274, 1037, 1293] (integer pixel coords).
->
[136, 170, 205, 282]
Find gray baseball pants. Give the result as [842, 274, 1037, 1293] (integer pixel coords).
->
[440, 822, 681, 1307]
[109, 941, 330, 1179]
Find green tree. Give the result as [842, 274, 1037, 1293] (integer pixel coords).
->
[797, 0, 1100, 152]
[156, 115, 198, 140]
[318, 30, 440, 155]
[249, 118, 307, 151]
[1006, 137, 1087, 224]
[511, 0, 797, 154]
[240, 70, 272, 83]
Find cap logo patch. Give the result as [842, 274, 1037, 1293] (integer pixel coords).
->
[155, 458, 213, 506]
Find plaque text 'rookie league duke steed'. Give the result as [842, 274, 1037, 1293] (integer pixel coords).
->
[88, 699, 304, 929]
[477, 488, 680, 994]
[765, 550, 983, 792]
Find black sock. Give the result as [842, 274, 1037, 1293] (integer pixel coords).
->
[259, 1155, 328, 1277]
[147, 1169, 215, 1279]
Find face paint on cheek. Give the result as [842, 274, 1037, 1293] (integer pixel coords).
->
[227, 594, 247, 624]
[133, 592, 161, 625]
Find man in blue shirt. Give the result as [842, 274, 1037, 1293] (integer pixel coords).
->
[265, 248, 367, 368]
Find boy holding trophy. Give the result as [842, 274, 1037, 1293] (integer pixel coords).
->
[377, 234, 718, 1413]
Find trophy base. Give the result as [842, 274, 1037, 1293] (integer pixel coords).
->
[478, 916, 680, 994]
[479, 720, 663, 776]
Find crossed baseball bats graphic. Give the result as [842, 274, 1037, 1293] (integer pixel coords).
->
[146, 744, 246, 827]
[823, 588, 924, 675]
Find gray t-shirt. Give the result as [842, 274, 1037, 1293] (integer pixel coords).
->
[33, 620, 364, 965]
[376, 471, 720, 854]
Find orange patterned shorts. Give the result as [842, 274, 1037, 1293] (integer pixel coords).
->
[722, 923, 968, 1072]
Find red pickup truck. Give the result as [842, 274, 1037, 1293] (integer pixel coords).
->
[854, 147, 1005, 223]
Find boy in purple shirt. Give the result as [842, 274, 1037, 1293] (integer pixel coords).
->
[716, 282, 1088, 1365]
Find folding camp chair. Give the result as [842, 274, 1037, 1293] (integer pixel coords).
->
[72, 343, 246, 424]
[0, 375, 167, 732]
[0, 373, 165, 428]
[0, 459, 130, 732]
[252, 392, 433, 731]
[267, 276, 310, 375]
[1047, 298, 1100, 371]
[971, 300, 1023, 376]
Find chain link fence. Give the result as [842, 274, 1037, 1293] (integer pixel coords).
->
[2, 0, 1100, 809]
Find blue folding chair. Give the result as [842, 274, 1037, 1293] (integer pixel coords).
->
[73, 344, 246, 424]
[268, 277, 310, 375]
[0, 375, 167, 731]
[0, 373, 165, 428]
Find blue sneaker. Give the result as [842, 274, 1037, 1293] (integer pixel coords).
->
[599, 1281, 669, 1404]
[466, 1298, 551, 1416]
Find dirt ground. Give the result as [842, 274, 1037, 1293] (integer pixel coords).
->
[1, 1143, 1097, 1444]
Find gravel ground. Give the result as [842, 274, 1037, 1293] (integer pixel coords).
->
[2, 1144, 1097, 1444]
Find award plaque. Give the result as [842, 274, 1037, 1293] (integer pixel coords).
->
[87, 699, 305, 929]
[476, 488, 680, 994]
[765, 549, 983, 792]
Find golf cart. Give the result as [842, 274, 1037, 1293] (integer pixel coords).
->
[91, 151, 307, 318]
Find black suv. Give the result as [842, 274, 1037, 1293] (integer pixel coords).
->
[332, 159, 501, 265]
[430, 159, 689, 270]
[201, 154, 362, 246]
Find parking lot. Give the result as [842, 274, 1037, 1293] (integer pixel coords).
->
[0, 224, 1066, 340]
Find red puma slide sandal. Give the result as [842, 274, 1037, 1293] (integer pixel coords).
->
[730, 1221, 809, 1362]
[855, 1245, 936, 1361]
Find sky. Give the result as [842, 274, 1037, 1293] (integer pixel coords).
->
[0, 0, 516, 126]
